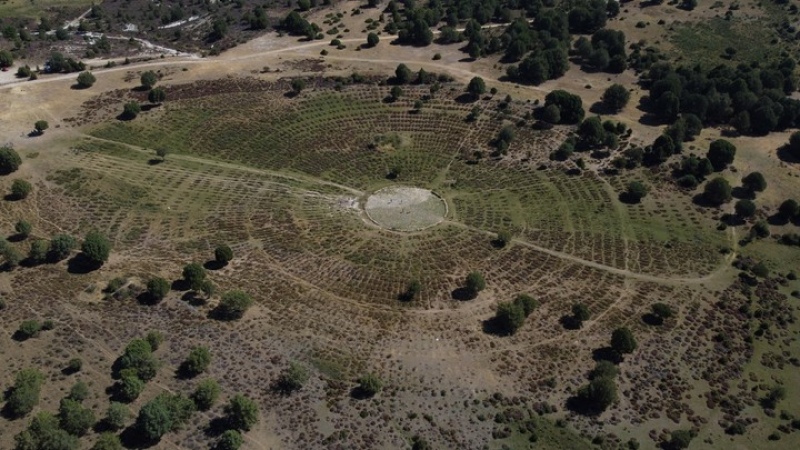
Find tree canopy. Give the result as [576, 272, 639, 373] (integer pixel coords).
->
[81, 231, 111, 266]
[0, 146, 22, 175]
[224, 394, 259, 431]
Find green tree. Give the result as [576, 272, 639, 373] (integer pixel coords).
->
[122, 101, 141, 119]
[148, 87, 166, 104]
[514, 294, 538, 316]
[735, 199, 756, 218]
[216, 430, 244, 450]
[0, 146, 22, 174]
[58, 398, 95, 436]
[92, 433, 123, 450]
[778, 199, 799, 219]
[650, 303, 674, 324]
[3, 245, 21, 269]
[589, 360, 618, 380]
[214, 244, 233, 265]
[182, 263, 206, 289]
[495, 230, 512, 248]
[389, 85, 403, 101]
[146, 277, 170, 303]
[81, 231, 111, 266]
[298, 0, 312, 11]
[544, 90, 585, 124]
[404, 279, 421, 301]
[140, 71, 158, 89]
[15, 220, 32, 238]
[145, 331, 164, 351]
[610, 327, 637, 355]
[34, 120, 48, 134]
[136, 395, 173, 441]
[577, 116, 606, 149]
[625, 181, 648, 203]
[67, 381, 89, 402]
[11, 179, 32, 199]
[467, 76, 486, 99]
[395, 63, 413, 84]
[216, 290, 254, 320]
[666, 430, 694, 450]
[117, 374, 144, 402]
[104, 402, 130, 430]
[191, 379, 220, 411]
[117, 338, 159, 381]
[180, 346, 211, 378]
[14, 412, 78, 450]
[356, 373, 383, 397]
[48, 234, 77, 261]
[0, 49, 13, 68]
[541, 104, 561, 124]
[224, 394, 259, 431]
[366, 32, 379, 47]
[741, 172, 766, 195]
[156, 148, 168, 161]
[572, 303, 590, 323]
[703, 177, 732, 205]
[465, 272, 486, 296]
[600, 83, 631, 113]
[577, 376, 617, 412]
[277, 362, 309, 393]
[707, 139, 736, 171]
[291, 78, 306, 95]
[16, 320, 41, 339]
[494, 301, 525, 335]
[6, 368, 44, 418]
[76, 71, 96, 88]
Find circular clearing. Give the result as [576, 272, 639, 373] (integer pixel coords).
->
[364, 187, 448, 231]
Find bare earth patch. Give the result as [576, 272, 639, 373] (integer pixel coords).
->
[364, 186, 447, 231]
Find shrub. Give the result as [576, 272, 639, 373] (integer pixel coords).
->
[514, 294, 539, 316]
[217, 430, 244, 450]
[81, 230, 111, 265]
[11, 179, 33, 199]
[76, 71, 96, 88]
[58, 398, 96, 436]
[48, 234, 77, 261]
[707, 139, 736, 171]
[66, 358, 83, 373]
[67, 381, 89, 402]
[5, 368, 44, 418]
[148, 87, 166, 104]
[494, 301, 525, 335]
[216, 290, 253, 320]
[465, 272, 486, 296]
[0, 146, 22, 174]
[191, 379, 220, 411]
[735, 199, 756, 218]
[146, 277, 170, 303]
[117, 374, 144, 402]
[140, 71, 158, 89]
[277, 362, 309, 393]
[601, 84, 630, 112]
[356, 373, 383, 397]
[180, 346, 211, 378]
[34, 120, 49, 134]
[214, 244, 234, 265]
[610, 327, 637, 355]
[15, 220, 32, 238]
[576, 376, 617, 412]
[182, 263, 206, 289]
[122, 101, 141, 119]
[224, 394, 259, 431]
[104, 402, 130, 430]
[741, 172, 766, 194]
[145, 331, 164, 351]
[17, 320, 41, 339]
[92, 433, 123, 450]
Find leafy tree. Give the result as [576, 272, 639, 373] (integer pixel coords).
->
[49, 234, 77, 261]
[216, 290, 254, 320]
[514, 294, 539, 316]
[104, 402, 130, 430]
[601, 84, 630, 112]
[3, 244, 21, 269]
[291, 78, 306, 95]
[467, 77, 486, 99]
[117, 374, 144, 402]
[356, 373, 383, 397]
[576, 376, 617, 412]
[625, 181, 648, 203]
[81, 231, 111, 266]
[495, 230, 512, 248]
[544, 90, 585, 124]
[277, 362, 309, 393]
[156, 148, 168, 161]
[651, 303, 674, 323]
[215, 244, 233, 265]
[541, 104, 561, 124]
[741, 172, 766, 195]
[180, 346, 211, 378]
[15, 220, 32, 238]
[145, 331, 164, 351]
[58, 398, 95, 436]
[65, 358, 83, 374]
[494, 301, 525, 335]
[76, 71, 96, 88]
[147, 277, 170, 303]
[117, 338, 158, 381]
[224, 394, 259, 431]
[11, 179, 32, 199]
[577, 116, 606, 149]
[16, 320, 41, 339]
[703, 177, 732, 205]
[0, 146, 23, 174]
[395, 64, 413, 84]
[6, 368, 44, 418]
[148, 87, 166, 104]
[217, 430, 244, 450]
[67, 381, 89, 402]
[778, 199, 799, 219]
[589, 360, 618, 380]
[34, 120, 49, 134]
[0, 49, 13, 68]
[465, 272, 486, 296]
[140, 71, 158, 89]
[183, 263, 206, 289]
[92, 433, 123, 450]
[707, 139, 736, 171]
[122, 101, 141, 119]
[610, 327, 637, 355]
[666, 430, 694, 450]
[735, 199, 756, 218]
[366, 32, 379, 47]
[136, 393, 195, 441]
[191, 379, 220, 411]
[389, 85, 403, 101]
[14, 412, 78, 450]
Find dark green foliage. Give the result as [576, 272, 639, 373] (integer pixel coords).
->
[495, 230, 512, 248]
[762, 386, 786, 409]
[282, 11, 313, 36]
[467, 76, 486, 99]
[66, 358, 83, 374]
[122, 101, 141, 119]
[676, 155, 713, 182]
[0, 146, 22, 174]
[11, 179, 32, 199]
[465, 272, 486, 296]
[146, 277, 170, 303]
[601, 84, 630, 112]
[58, 398, 95, 436]
[395, 63, 413, 84]
[610, 327, 637, 355]
[34, 120, 49, 134]
[216, 290, 254, 320]
[145, 331, 164, 351]
[140, 71, 158, 89]
[778, 199, 799, 219]
[651, 303, 674, 323]
[514, 294, 539, 316]
[741, 172, 766, 194]
[577, 116, 606, 149]
[180, 346, 211, 378]
[224, 394, 259, 431]
[541, 104, 561, 124]
[17, 320, 41, 339]
[568, 0, 607, 34]
[494, 301, 525, 335]
[92, 433, 123, 450]
[117, 374, 144, 402]
[14, 412, 78, 450]
[356, 373, 383, 397]
[47, 52, 85, 73]
[135, 393, 196, 440]
[148, 87, 166, 104]
[76, 71, 96, 88]
[2, 244, 21, 269]
[183, 263, 206, 289]
[81, 231, 111, 265]
[214, 244, 234, 265]
[750, 220, 770, 239]
[117, 338, 158, 381]
[703, 177, 732, 205]
[576, 376, 617, 412]
[15, 220, 31, 238]
[572, 303, 590, 325]
[666, 430, 694, 450]
[6, 368, 44, 418]
[366, 32, 379, 47]
[49, 234, 77, 261]
[589, 360, 618, 380]
[291, 78, 306, 94]
[191, 379, 220, 411]
[544, 90, 584, 124]
[735, 199, 756, 218]
[625, 181, 648, 203]
[104, 402, 130, 430]
[0, 49, 13, 68]
[67, 381, 89, 402]
[389, 85, 403, 100]
[217, 430, 244, 450]
[277, 362, 309, 393]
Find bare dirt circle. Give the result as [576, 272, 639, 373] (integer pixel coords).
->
[364, 187, 448, 231]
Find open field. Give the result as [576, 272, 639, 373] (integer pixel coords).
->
[1, 1, 800, 449]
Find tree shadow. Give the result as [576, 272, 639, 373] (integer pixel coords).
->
[691, 193, 720, 208]
[482, 316, 511, 336]
[11, 330, 34, 342]
[67, 253, 102, 274]
[6, 234, 26, 243]
[560, 315, 581, 330]
[283, 91, 300, 99]
[136, 292, 160, 306]
[767, 213, 791, 226]
[140, 104, 157, 112]
[203, 260, 225, 271]
[131, 85, 150, 92]
[776, 144, 800, 164]
[454, 93, 477, 104]
[565, 395, 605, 416]
[204, 417, 228, 438]
[592, 346, 622, 364]
[4, 194, 25, 201]
[171, 279, 190, 291]
[120, 424, 160, 449]
[731, 186, 754, 200]
[721, 213, 745, 227]
[147, 158, 163, 166]
[589, 101, 614, 115]
[397, 291, 414, 302]
[116, 113, 137, 121]
[451, 287, 477, 301]
[181, 291, 206, 307]
[350, 386, 376, 400]
[642, 313, 664, 326]
[70, 83, 91, 90]
[27, 130, 44, 138]
[618, 192, 641, 204]
[175, 362, 198, 380]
